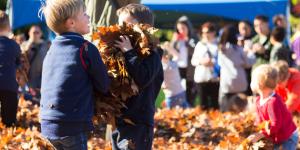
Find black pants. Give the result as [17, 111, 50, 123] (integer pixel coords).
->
[0, 90, 18, 127]
[186, 80, 197, 107]
[111, 123, 153, 150]
[197, 82, 219, 110]
[245, 68, 252, 96]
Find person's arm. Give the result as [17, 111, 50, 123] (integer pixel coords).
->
[115, 35, 162, 89]
[266, 99, 283, 136]
[285, 81, 300, 112]
[191, 42, 213, 67]
[241, 47, 256, 68]
[191, 42, 202, 66]
[160, 42, 180, 60]
[123, 50, 162, 89]
[87, 43, 110, 93]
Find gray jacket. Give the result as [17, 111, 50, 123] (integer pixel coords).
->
[22, 40, 49, 89]
[218, 44, 255, 94]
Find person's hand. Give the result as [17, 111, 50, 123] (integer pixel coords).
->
[115, 35, 133, 52]
[171, 33, 179, 41]
[161, 42, 171, 50]
[252, 43, 265, 54]
[247, 133, 264, 143]
[201, 57, 213, 67]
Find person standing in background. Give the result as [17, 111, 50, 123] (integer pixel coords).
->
[269, 27, 291, 64]
[238, 20, 254, 96]
[191, 22, 220, 110]
[21, 25, 49, 102]
[218, 25, 256, 112]
[237, 20, 253, 47]
[251, 15, 272, 69]
[170, 16, 198, 106]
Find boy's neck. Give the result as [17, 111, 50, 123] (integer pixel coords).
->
[0, 31, 10, 37]
[259, 88, 274, 100]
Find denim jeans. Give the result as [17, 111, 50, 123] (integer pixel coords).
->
[47, 132, 88, 150]
[274, 130, 299, 150]
[165, 91, 190, 109]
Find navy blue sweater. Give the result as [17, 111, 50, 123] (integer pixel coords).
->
[40, 32, 110, 138]
[116, 49, 163, 127]
[0, 36, 21, 92]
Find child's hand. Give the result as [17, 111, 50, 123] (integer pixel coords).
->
[115, 35, 133, 52]
[247, 133, 264, 143]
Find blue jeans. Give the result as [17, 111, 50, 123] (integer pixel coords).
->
[274, 130, 299, 150]
[47, 132, 88, 150]
[165, 92, 189, 109]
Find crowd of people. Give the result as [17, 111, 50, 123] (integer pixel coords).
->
[0, 0, 300, 149]
[161, 14, 300, 113]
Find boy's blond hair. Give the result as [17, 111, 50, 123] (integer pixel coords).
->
[40, 0, 85, 34]
[271, 60, 289, 83]
[0, 10, 10, 31]
[117, 4, 154, 25]
[252, 64, 278, 89]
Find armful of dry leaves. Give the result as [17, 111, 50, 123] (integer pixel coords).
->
[92, 23, 158, 124]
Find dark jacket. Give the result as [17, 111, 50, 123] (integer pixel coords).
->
[116, 48, 163, 127]
[0, 36, 21, 92]
[40, 32, 110, 138]
[21, 40, 49, 89]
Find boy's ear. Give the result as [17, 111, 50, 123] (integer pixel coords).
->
[65, 18, 75, 29]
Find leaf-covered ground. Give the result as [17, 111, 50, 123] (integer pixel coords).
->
[1, 98, 300, 149]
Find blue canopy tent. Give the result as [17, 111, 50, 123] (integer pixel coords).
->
[7, 0, 44, 30]
[141, 0, 289, 25]
[8, 0, 288, 29]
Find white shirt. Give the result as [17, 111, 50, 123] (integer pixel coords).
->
[173, 40, 188, 68]
[191, 40, 218, 83]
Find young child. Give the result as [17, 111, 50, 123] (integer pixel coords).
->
[272, 60, 300, 113]
[269, 27, 290, 64]
[0, 10, 21, 127]
[248, 64, 298, 149]
[161, 47, 189, 109]
[40, 0, 110, 149]
[111, 4, 164, 150]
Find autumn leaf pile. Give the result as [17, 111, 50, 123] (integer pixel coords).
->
[0, 97, 53, 150]
[153, 107, 299, 150]
[1, 98, 300, 149]
[92, 23, 158, 123]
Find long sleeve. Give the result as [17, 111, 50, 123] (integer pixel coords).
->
[285, 82, 300, 112]
[123, 49, 162, 89]
[87, 43, 110, 93]
[267, 100, 283, 137]
[241, 48, 256, 68]
[191, 42, 204, 66]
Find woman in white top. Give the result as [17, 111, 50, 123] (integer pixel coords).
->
[191, 22, 220, 110]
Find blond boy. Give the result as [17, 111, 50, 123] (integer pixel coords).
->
[248, 64, 298, 149]
[40, 0, 109, 149]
